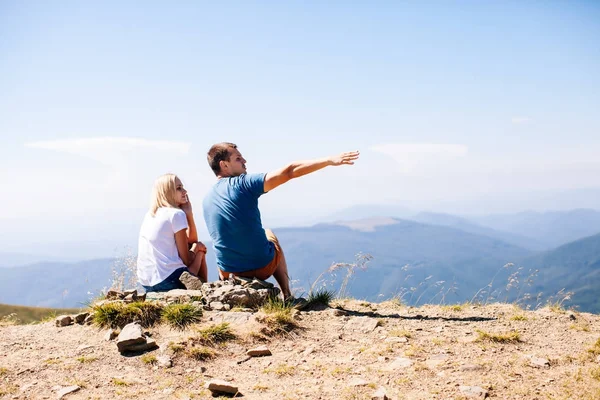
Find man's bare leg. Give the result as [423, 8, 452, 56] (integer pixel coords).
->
[272, 249, 292, 299]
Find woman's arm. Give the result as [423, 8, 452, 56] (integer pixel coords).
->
[180, 197, 198, 243]
[175, 229, 192, 266]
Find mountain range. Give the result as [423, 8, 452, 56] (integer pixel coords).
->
[1, 208, 599, 312]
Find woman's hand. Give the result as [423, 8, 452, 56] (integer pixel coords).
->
[180, 194, 193, 215]
[191, 241, 207, 254]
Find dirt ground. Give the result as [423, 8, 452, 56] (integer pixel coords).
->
[1, 300, 600, 399]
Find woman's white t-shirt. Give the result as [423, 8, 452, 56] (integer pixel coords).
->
[137, 207, 188, 286]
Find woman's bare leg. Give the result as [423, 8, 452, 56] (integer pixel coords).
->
[188, 251, 207, 282]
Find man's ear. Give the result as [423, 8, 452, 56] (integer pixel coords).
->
[219, 160, 227, 171]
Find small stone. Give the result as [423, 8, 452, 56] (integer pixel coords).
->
[74, 312, 89, 324]
[55, 315, 72, 327]
[426, 354, 449, 368]
[344, 316, 379, 333]
[459, 386, 488, 398]
[349, 378, 368, 387]
[210, 301, 227, 311]
[123, 289, 138, 297]
[179, 271, 205, 290]
[302, 347, 315, 356]
[84, 314, 94, 325]
[106, 289, 124, 299]
[206, 379, 239, 395]
[56, 385, 80, 399]
[568, 313, 576, 321]
[116, 322, 146, 352]
[125, 338, 158, 352]
[104, 329, 118, 341]
[246, 345, 272, 357]
[526, 355, 550, 368]
[123, 294, 135, 303]
[385, 336, 408, 344]
[371, 386, 388, 400]
[385, 357, 413, 370]
[460, 364, 483, 372]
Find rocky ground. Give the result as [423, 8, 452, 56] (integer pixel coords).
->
[1, 300, 600, 400]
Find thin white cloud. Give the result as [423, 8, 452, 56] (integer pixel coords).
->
[511, 116, 531, 124]
[25, 137, 190, 166]
[369, 143, 468, 173]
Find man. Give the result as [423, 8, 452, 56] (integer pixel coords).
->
[202, 142, 359, 301]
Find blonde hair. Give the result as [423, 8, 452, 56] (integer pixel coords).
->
[149, 173, 180, 216]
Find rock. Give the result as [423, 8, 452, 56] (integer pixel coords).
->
[459, 386, 488, 398]
[568, 313, 576, 321]
[125, 338, 158, 353]
[460, 364, 483, 372]
[137, 292, 147, 302]
[385, 336, 408, 344]
[123, 289, 138, 297]
[156, 355, 173, 368]
[179, 271, 205, 291]
[349, 378, 368, 387]
[74, 312, 89, 324]
[84, 314, 94, 325]
[209, 301, 228, 311]
[123, 294, 135, 303]
[206, 379, 239, 395]
[385, 357, 413, 370]
[56, 385, 80, 399]
[246, 345, 271, 357]
[371, 387, 388, 400]
[116, 323, 146, 352]
[426, 354, 449, 368]
[344, 316, 380, 333]
[525, 355, 550, 368]
[302, 347, 315, 356]
[104, 329, 119, 341]
[106, 289, 124, 300]
[55, 315, 72, 327]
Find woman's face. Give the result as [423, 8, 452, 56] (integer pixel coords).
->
[174, 177, 188, 206]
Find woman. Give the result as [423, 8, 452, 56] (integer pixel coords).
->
[137, 173, 208, 292]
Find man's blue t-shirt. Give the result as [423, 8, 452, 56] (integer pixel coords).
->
[202, 173, 275, 273]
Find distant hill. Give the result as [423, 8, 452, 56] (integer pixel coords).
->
[409, 212, 547, 251]
[0, 303, 81, 324]
[473, 209, 600, 249]
[2, 217, 599, 313]
[519, 232, 600, 313]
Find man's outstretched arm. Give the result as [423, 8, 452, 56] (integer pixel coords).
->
[264, 151, 360, 192]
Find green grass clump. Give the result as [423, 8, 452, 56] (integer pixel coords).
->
[307, 288, 335, 307]
[140, 354, 157, 365]
[257, 297, 299, 335]
[76, 356, 97, 363]
[510, 314, 528, 321]
[193, 323, 236, 345]
[587, 338, 600, 356]
[161, 304, 203, 330]
[92, 301, 163, 328]
[476, 329, 521, 343]
[168, 342, 186, 354]
[187, 346, 215, 361]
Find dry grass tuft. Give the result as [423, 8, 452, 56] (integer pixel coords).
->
[193, 323, 237, 346]
[92, 301, 163, 328]
[476, 329, 521, 343]
[161, 304, 203, 330]
[187, 346, 215, 361]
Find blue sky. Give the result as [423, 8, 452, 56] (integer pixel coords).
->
[1, 1, 599, 256]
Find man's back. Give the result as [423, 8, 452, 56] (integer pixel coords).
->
[202, 173, 274, 273]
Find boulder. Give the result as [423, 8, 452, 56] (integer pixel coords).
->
[116, 323, 146, 352]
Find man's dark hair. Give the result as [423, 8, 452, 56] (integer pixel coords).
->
[207, 142, 237, 176]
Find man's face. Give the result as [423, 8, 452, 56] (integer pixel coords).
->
[223, 148, 247, 176]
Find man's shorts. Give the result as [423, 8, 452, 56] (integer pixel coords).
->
[219, 229, 282, 281]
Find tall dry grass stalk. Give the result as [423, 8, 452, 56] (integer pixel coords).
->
[309, 252, 373, 298]
[110, 246, 138, 291]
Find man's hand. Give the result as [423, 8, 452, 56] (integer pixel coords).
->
[329, 151, 360, 166]
[180, 195, 193, 215]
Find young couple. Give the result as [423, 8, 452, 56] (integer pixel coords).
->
[136, 143, 360, 302]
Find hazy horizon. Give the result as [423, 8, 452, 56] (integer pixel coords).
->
[1, 2, 599, 259]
